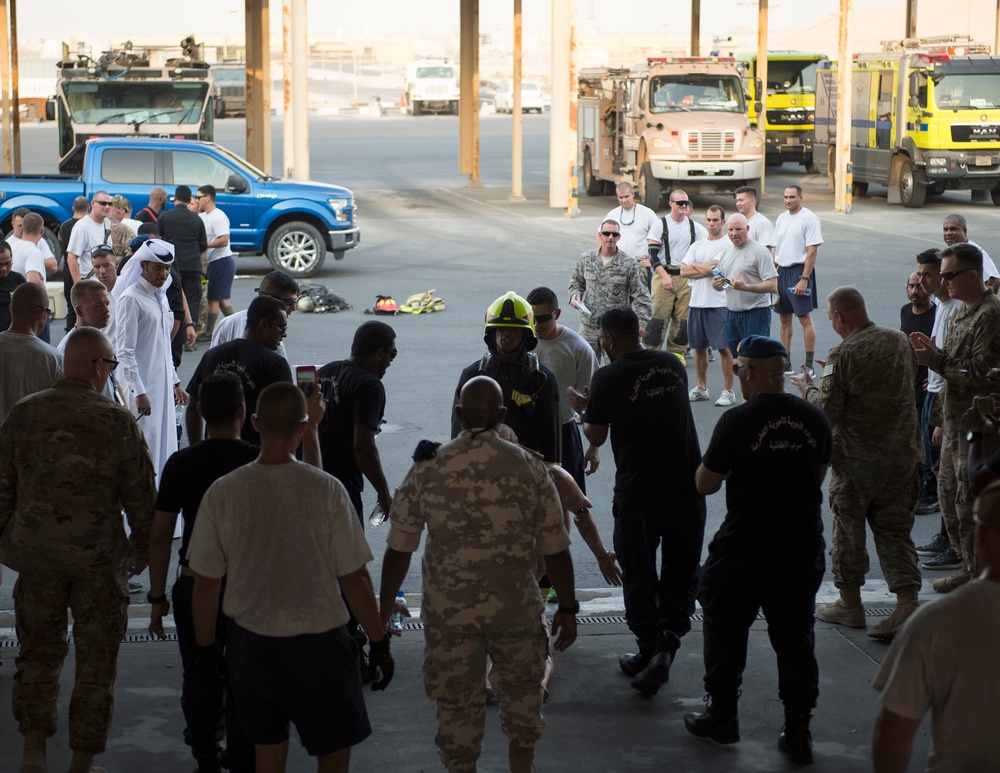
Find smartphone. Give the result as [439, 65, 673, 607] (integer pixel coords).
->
[976, 395, 998, 416]
[296, 365, 317, 397]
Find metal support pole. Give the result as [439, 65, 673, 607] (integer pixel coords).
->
[549, 0, 576, 214]
[757, 0, 768, 196]
[0, 0, 10, 174]
[834, 0, 853, 213]
[510, 0, 525, 201]
[10, 0, 18, 173]
[691, 0, 701, 57]
[291, 0, 308, 179]
[282, 0, 293, 176]
[459, 0, 481, 186]
[996, 0, 1000, 56]
[245, 0, 271, 175]
[905, 0, 917, 39]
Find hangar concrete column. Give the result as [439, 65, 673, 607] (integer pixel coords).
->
[549, 0, 577, 214]
[459, 0, 482, 187]
[834, 0, 853, 213]
[246, 0, 272, 174]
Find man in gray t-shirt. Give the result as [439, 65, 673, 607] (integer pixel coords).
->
[712, 214, 779, 359]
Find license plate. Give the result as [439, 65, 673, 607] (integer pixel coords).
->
[701, 164, 720, 174]
[975, 156, 992, 166]
[786, 137, 800, 145]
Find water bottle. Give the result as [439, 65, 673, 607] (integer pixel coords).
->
[389, 592, 407, 632]
[175, 403, 185, 426]
[369, 502, 388, 527]
[787, 287, 812, 296]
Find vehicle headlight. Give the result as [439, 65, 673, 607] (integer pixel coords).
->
[928, 157, 947, 166]
[651, 138, 674, 148]
[746, 137, 762, 149]
[807, 112, 815, 122]
[328, 198, 349, 222]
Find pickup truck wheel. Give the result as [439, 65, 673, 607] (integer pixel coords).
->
[411, 100, 421, 117]
[990, 188, 1000, 206]
[638, 162, 661, 211]
[42, 226, 62, 261]
[268, 222, 326, 278]
[898, 156, 927, 208]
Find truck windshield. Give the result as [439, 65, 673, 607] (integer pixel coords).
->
[649, 75, 745, 113]
[767, 60, 820, 95]
[416, 67, 454, 78]
[932, 73, 1000, 110]
[60, 81, 209, 125]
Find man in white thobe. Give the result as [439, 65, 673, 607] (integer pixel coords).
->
[114, 239, 187, 538]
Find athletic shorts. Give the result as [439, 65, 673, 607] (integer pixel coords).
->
[726, 306, 772, 355]
[206, 257, 237, 301]
[688, 307, 729, 351]
[774, 265, 818, 317]
[227, 622, 371, 756]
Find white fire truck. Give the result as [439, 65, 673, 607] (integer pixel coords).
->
[578, 57, 765, 209]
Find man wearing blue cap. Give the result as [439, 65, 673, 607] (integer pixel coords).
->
[685, 334, 832, 763]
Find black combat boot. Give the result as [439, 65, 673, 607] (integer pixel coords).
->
[619, 640, 656, 677]
[778, 707, 814, 764]
[684, 694, 740, 744]
[915, 474, 939, 515]
[630, 631, 680, 696]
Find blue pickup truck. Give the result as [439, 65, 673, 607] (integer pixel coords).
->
[0, 137, 359, 277]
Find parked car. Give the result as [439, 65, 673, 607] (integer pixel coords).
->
[494, 82, 546, 114]
[479, 78, 499, 106]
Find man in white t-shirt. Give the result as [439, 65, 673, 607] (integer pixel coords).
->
[648, 189, 707, 363]
[942, 213, 1000, 293]
[12, 214, 52, 343]
[872, 480, 1000, 773]
[682, 205, 734, 407]
[196, 185, 237, 342]
[604, 180, 662, 270]
[188, 382, 394, 771]
[66, 192, 113, 286]
[734, 185, 775, 250]
[773, 186, 823, 375]
[212, 270, 297, 361]
[8, 207, 57, 277]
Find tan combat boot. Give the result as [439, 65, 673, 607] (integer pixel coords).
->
[868, 586, 919, 641]
[815, 587, 866, 628]
[932, 568, 973, 594]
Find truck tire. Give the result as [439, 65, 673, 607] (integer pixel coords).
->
[638, 162, 661, 211]
[851, 182, 868, 197]
[991, 188, 1000, 206]
[42, 226, 62, 261]
[583, 148, 603, 196]
[898, 157, 927, 208]
[267, 221, 327, 278]
[411, 99, 421, 117]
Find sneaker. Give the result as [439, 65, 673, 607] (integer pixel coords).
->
[714, 390, 736, 407]
[922, 545, 962, 570]
[708, 348, 716, 362]
[932, 568, 973, 594]
[673, 353, 686, 367]
[804, 366, 815, 379]
[915, 533, 949, 556]
[784, 367, 795, 376]
[689, 386, 710, 402]
[915, 497, 940, 515]
[128, 580, 144, 594]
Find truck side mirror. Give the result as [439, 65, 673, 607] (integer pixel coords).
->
[754, 78, 763, 99]
[45, 99, 55, 122]
[908, 96, 918, 108]
[754, 101, 762, 115]
[226, 174, 248, 194]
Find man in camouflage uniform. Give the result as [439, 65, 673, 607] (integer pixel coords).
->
[0, 327, 156, 773]
[791, 286, 921, 642]
[910, 242, 1000, 592]
[568, 219, 652, 363]
[380, 376, 578, 773]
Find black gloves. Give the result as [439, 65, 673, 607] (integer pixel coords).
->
[368, 637, 394, 691]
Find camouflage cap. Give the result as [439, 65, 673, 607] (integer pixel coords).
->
[974, 479, 1000, 530]
[111, 194, 131, 211]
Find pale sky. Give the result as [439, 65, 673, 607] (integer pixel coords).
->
[17, 0, 999, 44]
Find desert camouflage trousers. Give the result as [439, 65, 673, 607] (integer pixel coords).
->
[828, 464, 921, 593]
[13, 571, 129, 753]
[423, 618, 547, 773]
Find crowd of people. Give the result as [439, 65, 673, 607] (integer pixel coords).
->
[3, 179, 1000, 773]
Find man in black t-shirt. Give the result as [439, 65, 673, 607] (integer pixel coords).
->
[147, 372, 324, 773]
[158, 186, 208, 331]
[185, 296, 292, 445]
[0, 246, 25, 332]
[578, 307, 705, 698]
[900, 272, 937, 513]
[317, 320, 397, 519]
[684, 335, 831, 764]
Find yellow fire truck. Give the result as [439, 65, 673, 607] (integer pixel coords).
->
[578, 57, 764, 210]
[815, 36, 1000, 207]
[736, 51, 829, 168]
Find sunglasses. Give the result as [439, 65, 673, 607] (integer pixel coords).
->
[255, 289, 299, 310]
[90, 245, 113, 256]
[36, 305, 54, 318]
[534, 312, 556, 323]
[940, 269, 971, 281]
[93, 200, 113, 206]
[382, 347, 398, 360]
[732, 363, 754, 376]
[671, 200, 692, 207]
[269, 321, 288, 332]
[600, 231, 621, 237]
[92, 357, 119, 370]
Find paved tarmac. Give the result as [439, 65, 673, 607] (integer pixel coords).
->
[0, 597, 933, 772]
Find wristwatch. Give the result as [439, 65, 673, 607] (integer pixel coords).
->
[557, 600, 581, 615]
[146, 592, 167, 605]
[967, 431, 983, 443]
[185, 322, 196, 328]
